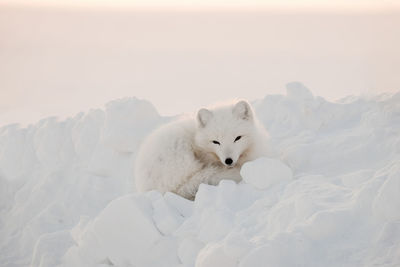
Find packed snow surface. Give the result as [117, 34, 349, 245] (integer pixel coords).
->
[1, 83, 400, 267]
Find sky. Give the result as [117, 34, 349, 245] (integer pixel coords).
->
[1, 0, 399, 9]
[0, 1, 400, 126]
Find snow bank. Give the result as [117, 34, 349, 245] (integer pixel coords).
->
[1, 84, 400, 267]
[0, 98, 166, 266]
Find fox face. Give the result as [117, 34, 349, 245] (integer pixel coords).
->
[194, 100, 255, 167]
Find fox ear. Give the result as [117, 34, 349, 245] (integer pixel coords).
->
[197, 108, 213, 128]
[233, 100, 253, 120]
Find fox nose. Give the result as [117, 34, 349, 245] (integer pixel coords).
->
[225, 158, 233, 165]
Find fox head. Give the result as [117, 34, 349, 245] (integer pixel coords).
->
[194, 100, 256, 167]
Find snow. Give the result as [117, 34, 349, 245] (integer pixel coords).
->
[1, 83, 400, 267]
[241, 157, 293, 189]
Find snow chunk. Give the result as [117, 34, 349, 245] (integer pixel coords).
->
[241, 157, 293, 190]
[150, 191, 185, 235]
[65, 194, 162, 266]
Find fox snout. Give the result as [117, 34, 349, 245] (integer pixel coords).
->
[222, 156, 239, 167]
[218, 148, 238, 167]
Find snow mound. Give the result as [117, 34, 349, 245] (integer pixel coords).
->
[1, 85, 400, 267]
[63, 162, 400, 267]
[241, 157, 293, 189]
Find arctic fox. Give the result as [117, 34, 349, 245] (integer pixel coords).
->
[135, 100, 268, 199]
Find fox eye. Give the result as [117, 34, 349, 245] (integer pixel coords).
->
[212, 140, 220, 145]
[234, 136, 242, 142]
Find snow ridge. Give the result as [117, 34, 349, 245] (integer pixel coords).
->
[0, 84, 399, 267]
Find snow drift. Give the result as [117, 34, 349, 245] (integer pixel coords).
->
[1, 83, 400, 267]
